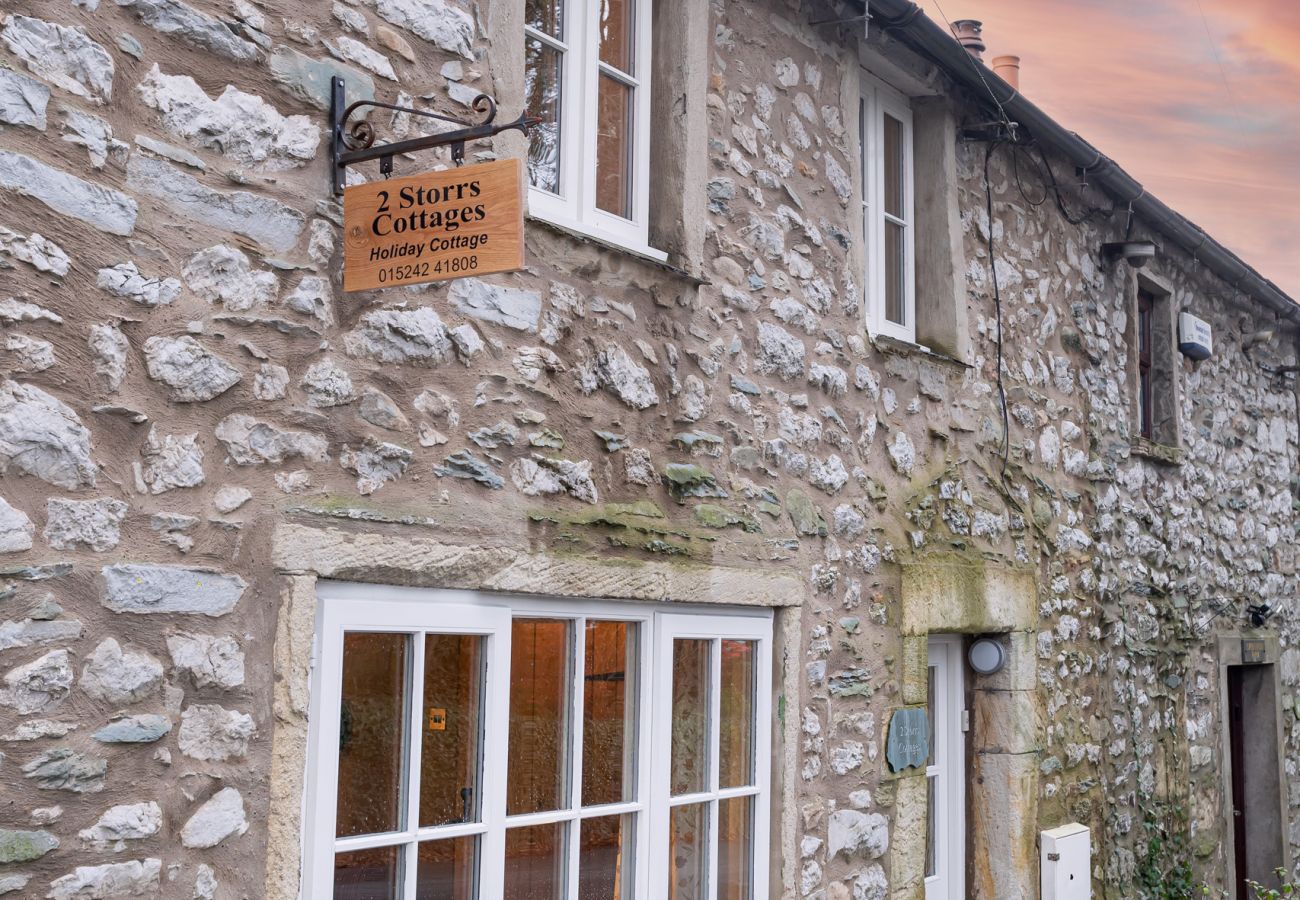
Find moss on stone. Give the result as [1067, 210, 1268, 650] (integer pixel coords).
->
[662, 463, 728, 502]
[693, 503, 761, 533]
[786, 488, 827, 537]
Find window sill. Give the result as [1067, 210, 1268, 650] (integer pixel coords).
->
[522, 209, 686, 269]
[1130, 437, 1183, 466]
[870, 332, 972, 370]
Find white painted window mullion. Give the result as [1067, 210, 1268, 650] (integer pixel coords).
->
[567, 616, 586, 899]
[403, 631, 426, 899]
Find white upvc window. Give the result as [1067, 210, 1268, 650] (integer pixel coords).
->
[524, 0, 660, 258]
[859, 71, 916, 342]
[303, 583, 772, 899]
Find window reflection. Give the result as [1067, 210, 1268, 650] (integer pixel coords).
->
[670, 640, 710, 796]
[416, 837, 477, 900]
[525, 37, 563, 194]
[420, 635, 484, 828]
[583, 621, 636, 806]
[579, 814, 633, 899]
[505, 824, 566, 899]
[718, 796, 753, 900]
[598, 0, 633, 71]
[335, 844, 402, 900]
[595, 75, 632, 218]
[719, 640, 755, 789]
[508, 619, 571, 815]
[669, 802, 708, 900]
[337, 632, 408, 839]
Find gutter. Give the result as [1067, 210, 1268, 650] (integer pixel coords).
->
[859, 0, 1300, 325]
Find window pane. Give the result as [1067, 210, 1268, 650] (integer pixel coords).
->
[526, 38, 563, 194]
[718, 796, 753, 900]
[505, 823, 567, 899]
[579, 814, 634, 899]
[925, 775, 937, 878]
[583, 621, 636, 806]
[671, 639, 710, 796]
[669, 802, 709, 900]
[416, 836, 478, 900]
[926, 665, 936, 766]
[420, 634, 484, 827]
[596, 74, 632, 218]
[508, 619, 571, 815]
[335, 844, 402, 900]
[526, 0, 562, 37]
[337, 632, 408, 838]
[885, 219, 905, 327]
[719, 641, 754, 789]
[599, 0, 633, 72]
[883, 113, 904, 219]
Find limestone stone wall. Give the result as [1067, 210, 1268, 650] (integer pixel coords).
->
[0, 0, 1295, 898]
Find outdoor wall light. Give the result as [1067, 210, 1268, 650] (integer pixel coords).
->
[1102, 240, 1157, 268]
[1241, 329, 1275, 353]
[1247, 603, 1275, 628]
[967, 637, 1007, 675]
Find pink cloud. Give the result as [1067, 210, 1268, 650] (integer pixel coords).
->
[916, 0, 1300, 296]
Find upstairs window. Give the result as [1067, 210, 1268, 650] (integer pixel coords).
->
[859, 72, 915, 342]
[525, 0, 654, 253]
[1132, 280, 1180, 450]
[1137, 289, 1154, 439]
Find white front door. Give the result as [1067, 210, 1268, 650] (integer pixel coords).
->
[925, 636, 966, 900]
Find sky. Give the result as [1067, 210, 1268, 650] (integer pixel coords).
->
[915, 0, 1300, 298]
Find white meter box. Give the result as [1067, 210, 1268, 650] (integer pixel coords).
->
[1041, 823, 1090, 900]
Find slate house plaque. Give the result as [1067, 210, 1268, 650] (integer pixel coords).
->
[886, 707, 929, 772]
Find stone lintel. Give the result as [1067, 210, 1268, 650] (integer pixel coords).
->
[900, 556, 1038, 636]
[272, 523, 805, 607]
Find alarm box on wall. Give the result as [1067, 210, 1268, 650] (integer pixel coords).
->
[1178, 312, 1213, 360]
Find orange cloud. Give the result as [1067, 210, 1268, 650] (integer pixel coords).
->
[916, 0, 1300, 297]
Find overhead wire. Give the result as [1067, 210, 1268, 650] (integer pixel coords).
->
[983, 141, 1011, 478]
[927, 0, 1016, 135]
[1193, 0, 1245, 136]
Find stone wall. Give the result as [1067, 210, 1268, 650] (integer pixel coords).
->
[0, 0, 1295, 898]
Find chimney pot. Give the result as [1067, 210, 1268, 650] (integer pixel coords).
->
[952, 19, 985, 60]
[992, 54, 1021, 90]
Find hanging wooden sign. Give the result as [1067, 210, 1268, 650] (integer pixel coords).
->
[342, 158, 525, 292]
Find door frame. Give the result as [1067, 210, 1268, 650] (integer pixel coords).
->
[1216, 634, 1290, 894]
[925, 635, 967, 900]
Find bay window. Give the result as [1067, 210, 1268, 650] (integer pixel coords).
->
[305, 584, 772, 899]
[524, 0, 657, 254]
[859, 72, 916, 342]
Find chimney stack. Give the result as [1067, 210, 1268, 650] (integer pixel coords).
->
[951, 19, 985, 60]
[992, 54, 1020, 90]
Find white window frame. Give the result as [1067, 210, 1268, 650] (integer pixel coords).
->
[525, 0, 663, 260]
[649, 613, 773, 899]
[859, 70, 916, 343]
[302, 582, 772, 899]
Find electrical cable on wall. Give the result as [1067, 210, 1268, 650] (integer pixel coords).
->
[983, 141, 1011, 477]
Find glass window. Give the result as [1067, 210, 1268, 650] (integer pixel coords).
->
[860, 74, 915, 342]
[524, 0, 654, 249]
[308, 591, 771, 899]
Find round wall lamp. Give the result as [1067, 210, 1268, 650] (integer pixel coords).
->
[968, 637, 1007, 675]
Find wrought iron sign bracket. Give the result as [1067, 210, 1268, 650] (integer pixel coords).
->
[330, 75, 541, 195]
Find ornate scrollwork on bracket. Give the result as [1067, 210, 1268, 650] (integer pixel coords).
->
[329, 79, 534, 193]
